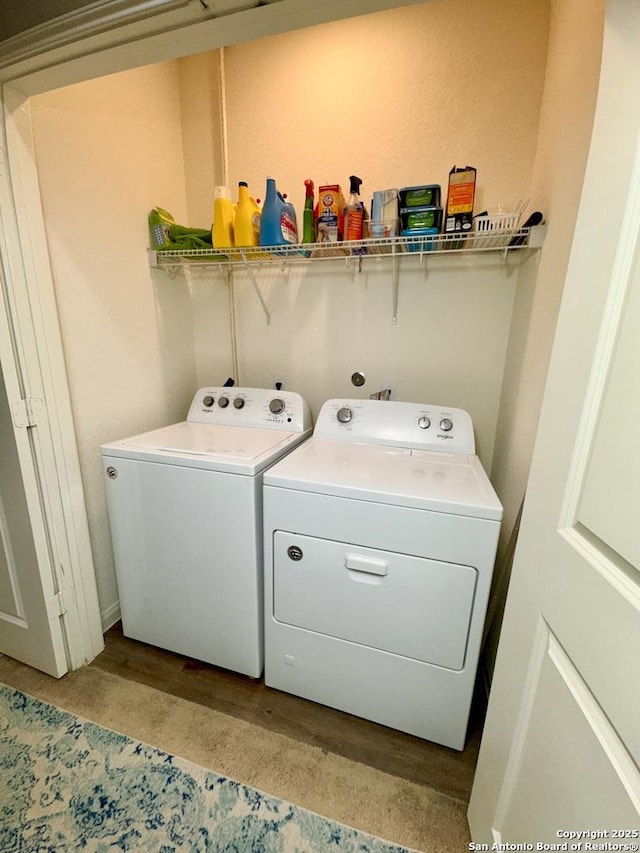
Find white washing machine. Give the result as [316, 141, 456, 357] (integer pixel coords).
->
[263, 397, 502, 750]
[101, 387, 311, 678]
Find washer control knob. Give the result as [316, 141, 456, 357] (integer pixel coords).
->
[233, 397, 245, 409]
[269, 398, 286, 415]
[337, 406, 353, 424]
[203, 395, 215, 408]
[218, 396, 229, 408]
[417, 416, 431, 430]
[440, 418, 453, 432]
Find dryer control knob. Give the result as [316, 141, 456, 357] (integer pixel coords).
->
[440, 418, 453, 432]
[417, 416, 431, 430]
[203, 395, 215, 408]
[269, 398, 286, 415]
[233, 397, 245, 409]
[337, 406, 353, 424]
[218, 396, 229, 408]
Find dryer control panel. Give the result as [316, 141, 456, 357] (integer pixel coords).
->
[187, 387, 312, 432]
[314, 398, 475, 453]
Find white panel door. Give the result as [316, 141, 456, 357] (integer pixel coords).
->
[0, 80, 105, 676]
[468, 0, 640, 840]
[0, 356, 67, 677]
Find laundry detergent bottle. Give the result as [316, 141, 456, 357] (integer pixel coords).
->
[212, 186, 235, 249]
[259, 177, 298, 246]
[234, 181, 261, 248]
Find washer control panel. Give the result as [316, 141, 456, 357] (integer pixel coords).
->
[314, 398, 475, 454]
[187, 387, 312, 432]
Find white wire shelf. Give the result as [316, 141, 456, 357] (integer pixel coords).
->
[148, 224, 545, 326]
[148, 224, 545, 270]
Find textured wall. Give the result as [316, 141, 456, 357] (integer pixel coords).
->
[184, 0, 550, 465]
[222, 0, 549, 222]
[484, 0, 605, 679]
[29, 62, 212, 618]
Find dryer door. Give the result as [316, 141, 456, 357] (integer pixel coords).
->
[273, 531, 477, 671]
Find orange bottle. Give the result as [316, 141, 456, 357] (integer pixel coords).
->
[343, 175, 364, 241]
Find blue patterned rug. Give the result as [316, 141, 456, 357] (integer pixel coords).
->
[0, 683, 417, 852]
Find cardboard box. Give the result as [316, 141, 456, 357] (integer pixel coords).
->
[316, 185, 345, 243]
[443, 166, 476, 244]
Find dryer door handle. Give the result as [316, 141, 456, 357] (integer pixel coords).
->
[345, 553, 388, 576]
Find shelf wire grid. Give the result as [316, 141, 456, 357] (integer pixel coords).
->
[149, 227, 536, 269]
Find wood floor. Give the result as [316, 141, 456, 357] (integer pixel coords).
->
[91, 623, 484, 803]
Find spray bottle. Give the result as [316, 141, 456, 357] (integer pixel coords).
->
[343, 175, 365, 241]
[302, 179, 316, 243]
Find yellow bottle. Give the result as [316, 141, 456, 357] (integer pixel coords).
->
[212, 186, 235, 249]
[234, 181, 262, 248]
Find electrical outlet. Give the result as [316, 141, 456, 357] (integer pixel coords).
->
[381, 379, 397, 399]
[272, 375, 287, 392]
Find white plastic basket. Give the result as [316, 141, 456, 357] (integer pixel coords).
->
[473, 212, 521, 248]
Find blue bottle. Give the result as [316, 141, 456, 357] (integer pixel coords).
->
[259, 177, 298, 246]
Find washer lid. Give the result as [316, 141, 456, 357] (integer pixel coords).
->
[263, 438, 503, 520]
[101, 422, 310, 474]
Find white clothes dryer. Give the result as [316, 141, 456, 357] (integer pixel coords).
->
[101, 387, 311, 678]
[263, 398, 502, 749]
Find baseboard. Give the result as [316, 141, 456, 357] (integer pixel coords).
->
[101, 601, 121, 633]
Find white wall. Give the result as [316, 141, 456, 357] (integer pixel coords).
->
[484, 0, 604, 677]
[184, 0, 550, 468]
[226, 257, 518, 468]
[29, 62, 218, 620]
[205, 0, 550, 222]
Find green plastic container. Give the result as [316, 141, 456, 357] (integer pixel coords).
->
[400, 205, 443, 231]
[399, 184, 441, 208]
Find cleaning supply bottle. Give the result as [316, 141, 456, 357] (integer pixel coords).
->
[234, 181, 261, 248]
[212, 186, 235, 249]
[344, 175, 365, 241]
[302, 179, 316, 243]
[282, 193, 298, 243]
[259, 177, 298, 246]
